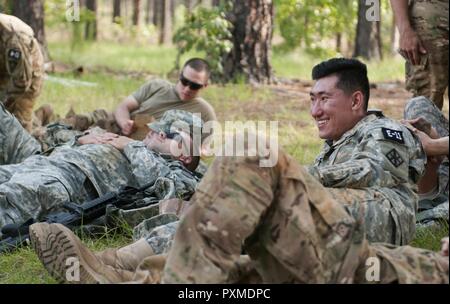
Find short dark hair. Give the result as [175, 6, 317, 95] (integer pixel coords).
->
[183, 58, 210, 77]
[312, 58, 370, 111]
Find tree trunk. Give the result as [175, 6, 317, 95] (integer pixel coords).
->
[133, 0, 141, 26]
[153, 0, 163, 27]
[159, 0, 172, 44]
[222, 0, 274, 84]
[84, 0, 97, 40]
[185, 0, 192, 12]
[145, 0, 154, 24]
[11, 0, 50, 62]
[211, 0, 221, 6]
[113, 0, 121, 23]
[391, 14, 399, 55]
[336, 32, 342, 53]
[353, 0, 382, 60]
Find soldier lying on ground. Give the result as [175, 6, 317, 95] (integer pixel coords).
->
[0, 105, 203, 234]
[403, 97, 449, 227]
[0, 13, 44, 132]
[28, 58, 442, 284]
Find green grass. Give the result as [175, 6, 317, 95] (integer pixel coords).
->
[2, 41, 447, 283]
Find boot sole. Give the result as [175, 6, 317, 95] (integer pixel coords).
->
[29, 223, 100, 284]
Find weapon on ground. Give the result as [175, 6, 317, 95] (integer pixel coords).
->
[0, 182, 156, 254]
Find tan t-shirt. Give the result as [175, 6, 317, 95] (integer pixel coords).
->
[131, 79, 216, 140]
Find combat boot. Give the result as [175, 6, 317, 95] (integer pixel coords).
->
[94, 238, 155, 271]
[29, 223, 155, 284]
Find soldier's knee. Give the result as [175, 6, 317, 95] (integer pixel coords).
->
[404, 96, 438, 120]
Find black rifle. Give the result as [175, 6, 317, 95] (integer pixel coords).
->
[0, 182, 156, 254]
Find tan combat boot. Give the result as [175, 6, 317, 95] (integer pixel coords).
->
[29, 223, 159, 284]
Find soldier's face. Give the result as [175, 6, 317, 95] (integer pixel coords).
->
[310, 75, 357, 141]
[143, 130, 178, 154]
[176, 66, 208, 101]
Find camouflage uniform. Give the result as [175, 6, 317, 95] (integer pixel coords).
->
[405, 0, 449, 110]
[0, 107, 200, 232]
[163, 149, 447, 283]
[0, 13, 44, 132]
[133, 112, 426, 272]
[404, 96, 449, 226]
[309, 111, 425, 245]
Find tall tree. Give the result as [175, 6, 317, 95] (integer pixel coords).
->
[113, 0, 121, 23]
[153, 0, 163, 27]
[84, 0, 97, 40]
[11, 0, 50, 61]
[145, 0, 154, 24]
[132, 0, 141, 26]
[159, 0, 172, 44]
[353, 0, 382, 60]
[185, 0, 192, 13]
[222, 0, 274, 84]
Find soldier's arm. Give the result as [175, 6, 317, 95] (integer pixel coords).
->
[311, 129, 415, 188]
[4, 36, 33, 98]
[390, 0, 426, 65]
[113, 96, 139, 136]
[122, 142, 168, 186]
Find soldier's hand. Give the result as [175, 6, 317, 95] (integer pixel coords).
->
[398, 28, 427, 65]
[78, 133, 108, 145]
[441, 237, 449, 257]
[107, 136, 134, 151]
[120, 120, 135, 136]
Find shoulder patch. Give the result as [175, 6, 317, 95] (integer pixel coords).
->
[382, 127, 404, 144]
[8, 49, 21, 61]
[386, 148, 404, 168]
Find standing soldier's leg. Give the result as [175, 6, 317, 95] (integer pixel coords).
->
[406, 0, 449, 110]
[0, 102, 41, 165]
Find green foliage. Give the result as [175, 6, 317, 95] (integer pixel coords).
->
[172, 2, 233, 81]
[45, 0, 96, 49]
[274, 0, 358, 55]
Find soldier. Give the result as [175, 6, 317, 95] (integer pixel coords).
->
[403, 96, 449, 227]
[65, 58, 216, 143]
[29, 58, 437, 284]
[390, 0, 449, 110]
[0, 104, 202, 232]
[0, 13, 44, 132]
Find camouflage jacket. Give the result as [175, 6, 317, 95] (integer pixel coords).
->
[48, 140, 199, 203]
[0, 13, 38, 98]
[308, 111, 426, 231]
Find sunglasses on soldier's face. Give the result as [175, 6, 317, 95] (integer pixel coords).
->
[179, 74, 204, 91]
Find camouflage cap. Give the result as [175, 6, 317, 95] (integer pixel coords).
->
[147, 110, 203, 138]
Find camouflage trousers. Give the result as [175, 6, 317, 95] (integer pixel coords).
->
[405, 0, 449, 110]
[161, 151, 448, 283]
[404, 96, 449, 225]
[0, 38, 44, 132]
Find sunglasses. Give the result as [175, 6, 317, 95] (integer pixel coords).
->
[165, 132, 181, 139]
[179, 74, 204, 91]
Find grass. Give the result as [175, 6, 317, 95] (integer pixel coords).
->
[1, 41, 448, 284]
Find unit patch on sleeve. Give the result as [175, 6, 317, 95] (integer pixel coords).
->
[8, 49, 21, 61]
[382, 127, 404, 144]
[386, 148, 404, 167]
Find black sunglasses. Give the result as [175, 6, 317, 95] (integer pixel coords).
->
[179, 74, 204, 91]
[165, 132, 180, 139]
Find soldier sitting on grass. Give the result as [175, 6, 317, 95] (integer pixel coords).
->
[28, 58, 444, 284]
